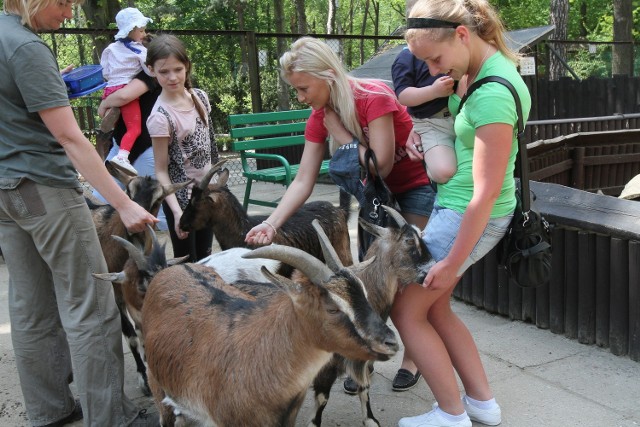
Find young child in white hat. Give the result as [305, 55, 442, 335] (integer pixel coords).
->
[99, 7, 153, 174]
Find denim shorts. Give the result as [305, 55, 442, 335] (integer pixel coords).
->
[395, 184, 435, 217]
[423, 204, 512, 275]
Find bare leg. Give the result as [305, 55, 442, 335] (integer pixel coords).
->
[391, 284, 465, 416]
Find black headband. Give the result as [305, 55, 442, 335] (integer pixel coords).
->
[406, 18, 460, 29]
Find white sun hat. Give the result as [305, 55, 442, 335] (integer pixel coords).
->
[114, 7, 153, 40]
[619, 174, 640, 201]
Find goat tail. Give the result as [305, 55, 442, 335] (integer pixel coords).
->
[339, 189, 353, 222]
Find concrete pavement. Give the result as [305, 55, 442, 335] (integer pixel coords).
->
[1, 181, 639, 426]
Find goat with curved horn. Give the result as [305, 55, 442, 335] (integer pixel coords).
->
[381, 204, 408, 227]
[243, 244, 334, 283]
[198, 159, 228, 190]
[310, 219, 344, 271]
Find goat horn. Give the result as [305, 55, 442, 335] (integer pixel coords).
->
[243, 244, 333, 283]
[311, 219, 343, 272]
[381, 205, 407, 227]
[111, 235, 147, 269]
[198, 159, 228, 190]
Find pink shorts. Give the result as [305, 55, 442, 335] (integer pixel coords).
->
[102, 84, 126, 99]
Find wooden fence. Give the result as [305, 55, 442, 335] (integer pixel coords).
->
[456, 129, 640, 362]
[523, 75, 640, 121]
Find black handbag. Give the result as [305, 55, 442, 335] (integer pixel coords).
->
[357, 148, 400, 261]
[460, 76, 552, 288]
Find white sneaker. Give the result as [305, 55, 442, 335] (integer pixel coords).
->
[110, 154, 138, 175]
[398, 408, 471, 427]
[462, 395, 502, 426]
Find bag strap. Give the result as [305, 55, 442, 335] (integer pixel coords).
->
[458, 76, 529, 212]
[363, 146, 382, 181]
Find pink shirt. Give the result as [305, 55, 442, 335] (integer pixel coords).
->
[147, 89, 213, 208]
[305, 80, 428, 194]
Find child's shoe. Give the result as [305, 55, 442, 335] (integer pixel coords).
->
[111, 153, 137, 175]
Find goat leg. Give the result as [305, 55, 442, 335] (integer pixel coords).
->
[117, 299, 150, 396]
[308, 358, 341, 427]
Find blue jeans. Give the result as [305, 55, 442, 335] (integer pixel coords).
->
[93, 141, 168, 230]
[0, 178, 139, 426]
[395, 184, 436, 217]
[424, 204, 512, 275]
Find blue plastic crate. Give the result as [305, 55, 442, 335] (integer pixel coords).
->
[63, 65, 106, 97]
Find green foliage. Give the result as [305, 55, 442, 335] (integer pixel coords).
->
[568, 46, 610, 78]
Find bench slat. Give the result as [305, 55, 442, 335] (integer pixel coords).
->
[229, 109, 312, 125]
[231, 135, 306, 151]
[230, 121, 306, 139]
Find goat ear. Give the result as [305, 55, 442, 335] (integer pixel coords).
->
[92, 271, 126, 283]
[168, 255, 190, 266]
[357, 217, 386, 238]
[216, 169, 230, 187]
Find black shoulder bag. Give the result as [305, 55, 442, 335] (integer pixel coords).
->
[459, 76, 552, 288]
[357, 147, 400, 261]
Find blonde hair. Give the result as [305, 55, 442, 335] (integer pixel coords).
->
[4, 0, 83, 28]
[406, 0, 519, 64]
[280, 36, 392, 153]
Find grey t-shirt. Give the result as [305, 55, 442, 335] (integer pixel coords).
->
[0, 13, 79, 187]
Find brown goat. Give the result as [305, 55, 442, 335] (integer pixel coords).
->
[184, 211, 433, 426]
[86, 161, 191, 394]
[178, 166, 353, 273]
[142, 239, 398, 426]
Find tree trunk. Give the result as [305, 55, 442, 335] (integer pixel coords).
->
[80, 0, 120, 62]
[371, 0, 380, 51]
[612, 0, 633, 76]
[327, 0, 338, 34]
[360, 0, 370, 65]
[274, 0, 290, 110]
[549, 0, 569, 80]
[294, 0, 307, 34]
[236, 0, 248, 73]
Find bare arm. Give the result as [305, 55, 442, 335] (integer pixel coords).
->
[423, 122, 513, 290]
[397, 76, 454, 107]
[39, 106, 158, 232]
[98, 79, 150, 117]
[323, 108, 395, 178]
[244, 140, 325, 245]
[151, 136, 188, 239]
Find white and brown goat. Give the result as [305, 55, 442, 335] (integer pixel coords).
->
[141, 239, 398, 426]
[178, 166, 353, 274]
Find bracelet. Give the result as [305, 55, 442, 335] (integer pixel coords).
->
[262, 220, 277, 235]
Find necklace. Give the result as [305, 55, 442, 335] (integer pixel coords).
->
[466, 45, 493, 90]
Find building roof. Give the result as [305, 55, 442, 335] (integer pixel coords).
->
[349, 24, 555, 85]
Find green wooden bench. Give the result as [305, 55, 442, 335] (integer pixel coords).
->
[229, 109, 330, 210]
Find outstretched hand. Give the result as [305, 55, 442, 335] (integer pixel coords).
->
[245, 222, 276, 246]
